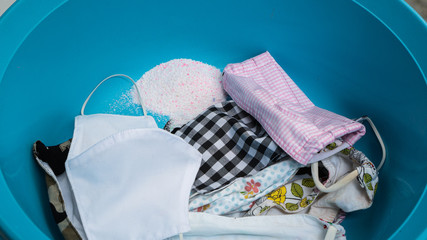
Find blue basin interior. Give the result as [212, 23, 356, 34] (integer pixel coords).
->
[0, 0, 426, 239]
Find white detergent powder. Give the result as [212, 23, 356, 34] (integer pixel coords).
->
[108, 91, 170, 128]
[131, 59, 227, 128]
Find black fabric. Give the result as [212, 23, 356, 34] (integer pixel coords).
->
[33, 140, 83, 240]
[33, 139, 71, 175]
[49, 203, 67, 223]
[172, 100, 288, 193]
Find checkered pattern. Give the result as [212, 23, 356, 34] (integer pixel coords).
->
[172, 100, 288, 193]
[223, 51, 366, 165]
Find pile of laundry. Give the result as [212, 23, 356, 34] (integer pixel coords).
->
[32, 52, 384, 240]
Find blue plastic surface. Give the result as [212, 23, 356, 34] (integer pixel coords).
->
[0, 0, 426, 239]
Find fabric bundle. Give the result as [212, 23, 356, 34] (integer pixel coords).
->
[172, 100, 288, 193]
[222, 51, 366, 165]
[32, 53, 384, 240]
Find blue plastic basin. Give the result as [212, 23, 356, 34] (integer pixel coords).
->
[0, 0, 426, 239]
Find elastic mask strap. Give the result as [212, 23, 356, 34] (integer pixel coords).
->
[324, 225, 338, 240]
[355, 116, 386, 172]
[312, 163, 358, 193]
[80, 74, 147, 116]
[81, 74, 147, 116]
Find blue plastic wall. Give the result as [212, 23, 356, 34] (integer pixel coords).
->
[0, 0, 426, 239]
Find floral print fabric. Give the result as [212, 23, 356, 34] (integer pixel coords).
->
[246, 175, 319, 216]
[189, 158, 302, 215]
[352, 149, 378, 201]
[319, 142, 378, 208]
[245, 143, 378, 230]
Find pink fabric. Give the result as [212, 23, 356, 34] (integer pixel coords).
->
[222, 52, 365, 165]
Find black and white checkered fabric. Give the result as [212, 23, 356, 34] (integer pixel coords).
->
[172, 100, 288, 193]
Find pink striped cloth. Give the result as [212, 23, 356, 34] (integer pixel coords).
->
[222, 52, 365, 165]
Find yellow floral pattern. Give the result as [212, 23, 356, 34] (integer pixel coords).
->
[244, 191, 254, 199]
[247, 177, 319, 216]
[267, 186, 287, 204]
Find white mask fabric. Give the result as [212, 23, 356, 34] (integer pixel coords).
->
[67, 114, 158, 159]
[66, 128, 201, 240]
[64, 74, 202, 240]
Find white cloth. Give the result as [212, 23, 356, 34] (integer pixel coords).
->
[309, 151, 376, 221]
[34, 153, 88, 239]
[56, 114, 159, 239]
[167, 212, 346, 240]
[64, 114, 202, 240]
[67, 114, 158, 159]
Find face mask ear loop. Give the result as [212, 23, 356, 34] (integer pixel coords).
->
[312, 162, 358, 193]
[355, 116, 386, 172]
[312, 115, 386, 193]
[81, 74, 147, 116]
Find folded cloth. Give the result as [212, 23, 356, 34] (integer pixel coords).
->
[222, 51, 366, 165]
[189, 158, 302, 215]
[308, 146, 378, 221]
[166, 212, 346, 240]
[172, 100, 289, 193]
[246, 143, 378, 224]
[32, 139, 85, 240]
[245, 174, 320, 216]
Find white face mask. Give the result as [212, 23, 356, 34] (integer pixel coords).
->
[64, 74, 202, 240]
